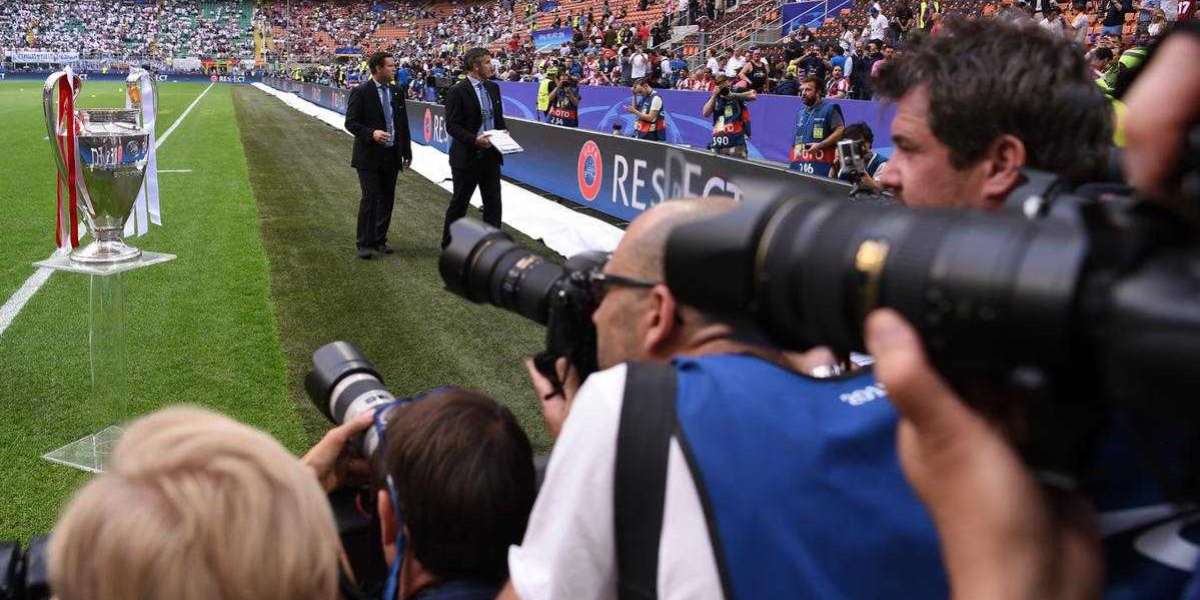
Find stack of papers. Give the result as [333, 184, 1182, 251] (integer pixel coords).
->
[484, 129, 524, 154]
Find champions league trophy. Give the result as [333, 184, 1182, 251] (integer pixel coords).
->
[38, 67, 175, 472]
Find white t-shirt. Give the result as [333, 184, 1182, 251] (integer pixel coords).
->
[705, 56, 721, 74]
[508, 364, 723, 600]
[868, 13, 889, 40]
[724, 54, 745, 77]
[631, 53, 649, 78]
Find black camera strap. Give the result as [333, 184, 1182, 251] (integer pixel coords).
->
[614, 361, 678, 600]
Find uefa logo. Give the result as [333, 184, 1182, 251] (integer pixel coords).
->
[577, 140, 602, 202]
[423, 109, 433, 144]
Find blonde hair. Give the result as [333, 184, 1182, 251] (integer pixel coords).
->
[49, 407, 341, 600]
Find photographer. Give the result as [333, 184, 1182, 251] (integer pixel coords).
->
[869, 19, 1200, 600]
[499, 198, 946, 599]
[626, 77, 667, 141]
[305, 387, 537, 600]
[835, 122, 888, 190]
[702, 73, 756, 159]
[51, 407, 343, 600]
[788, 75, 844, 177]
[874, 17, 1112, 209]
[546, 71, 581, 128]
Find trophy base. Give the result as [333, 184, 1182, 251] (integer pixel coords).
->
[70, 239, 142, 264]
[35, 250, 175, 277]
[43, 425, 124, 473]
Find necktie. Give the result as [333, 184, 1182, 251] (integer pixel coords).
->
[477, 83, 494, 133]
[382, 85, 394, 147]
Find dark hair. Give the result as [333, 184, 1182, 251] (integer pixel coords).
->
[800, 75, 822, 89]
[833, 45, 844, 55]
[843, 121, 875, 144]
[874, 17, 1112, 181]
[463, 47, 492, 73]
[368, 51, 394, 73]
[379, 388, 536, 582]
[1091, 47, 1115, 61]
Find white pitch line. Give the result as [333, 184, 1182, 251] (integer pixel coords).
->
[158, 169, 193, 173]
[0, 83, 214, 339]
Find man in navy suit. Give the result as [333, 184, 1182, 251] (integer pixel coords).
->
[345, 51, 413, 259]
[441, 47, 507, 249]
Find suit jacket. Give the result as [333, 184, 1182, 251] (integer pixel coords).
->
[445, 78, 507, 170]
[345, 79, 413, 171]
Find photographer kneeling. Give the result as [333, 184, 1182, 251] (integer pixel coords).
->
[305, 386, 537, 600]
[834, 122, 888, 192]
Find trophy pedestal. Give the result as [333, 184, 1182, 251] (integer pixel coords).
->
[36, 250, 176, 473]
[43, 425, 124, 473]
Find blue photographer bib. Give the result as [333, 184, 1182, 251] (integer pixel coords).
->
[789, 100, 841, 177]
[710, 96, 748, 150]
[670, 354, 948, 599]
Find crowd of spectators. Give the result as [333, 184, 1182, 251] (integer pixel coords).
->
[0, 0, 253, 61]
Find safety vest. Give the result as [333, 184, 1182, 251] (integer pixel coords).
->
[789, 100, 842, 177]
[634, 92, 667, 141]
[710, 96, 748, 150]
[919, 0, 940, 28]
[547, 90, 579, 127]
[537, 78, 553, 111]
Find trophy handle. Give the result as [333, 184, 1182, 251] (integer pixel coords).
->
[43, 70, 79, 190]
[126, 69, 158, 129]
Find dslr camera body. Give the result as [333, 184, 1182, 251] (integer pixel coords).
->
[440, 219, 609, 388]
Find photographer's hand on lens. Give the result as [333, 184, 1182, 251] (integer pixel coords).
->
[524, 356, 581, 439]
[865, 309, 1102, 600]
[302, 410, 377, 493]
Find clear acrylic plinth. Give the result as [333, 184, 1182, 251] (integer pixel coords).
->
[34, 250, 176, 276]
[43, 425, 124, 473]
[36, 249, 176, 472]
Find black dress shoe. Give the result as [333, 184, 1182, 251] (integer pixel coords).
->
[376, 243, 395, 255]
[357, 248, 373, 259]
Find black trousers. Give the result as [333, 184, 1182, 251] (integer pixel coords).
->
[356, 164, 400, 250]
[443, 157, 502, 247]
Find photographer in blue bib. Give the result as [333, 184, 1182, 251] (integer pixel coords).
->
[545, 71, 580, 128]
[496, 197, 947, 600]
[702, 73, 756, 159]
[834, 122, 888, 193]
[789, 75, 845, 177]
[625, 77, 667, 141]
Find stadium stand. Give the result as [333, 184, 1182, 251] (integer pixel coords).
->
[0, 0, 1168, 90]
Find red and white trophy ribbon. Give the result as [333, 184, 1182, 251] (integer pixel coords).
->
[50, 67, 83, 251]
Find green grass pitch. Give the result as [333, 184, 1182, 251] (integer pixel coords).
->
[0, 80, 552, 542]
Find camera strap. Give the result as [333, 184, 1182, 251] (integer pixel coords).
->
[614, 361, 677, 600]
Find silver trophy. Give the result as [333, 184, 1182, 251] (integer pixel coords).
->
[44, 73, 150, 263]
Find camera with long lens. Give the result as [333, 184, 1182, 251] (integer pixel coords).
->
[664, 163, 1200, 490]
[305, 341, 398, 459]
[439, 219, 609, 387]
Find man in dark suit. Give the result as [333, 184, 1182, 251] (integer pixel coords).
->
[345, 51, 413, 259]
[441, 47, 507, 249]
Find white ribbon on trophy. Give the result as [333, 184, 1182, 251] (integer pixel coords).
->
[124, 68, 160, 237]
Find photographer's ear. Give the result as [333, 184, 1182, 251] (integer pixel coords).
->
[979, 133, 1027, 209]
[378, 489, 400, 563]
[641, 284, 680, 356]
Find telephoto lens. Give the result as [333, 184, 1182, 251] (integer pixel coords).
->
[305, 341, 397, 459]
[440, 218, 568, 325]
